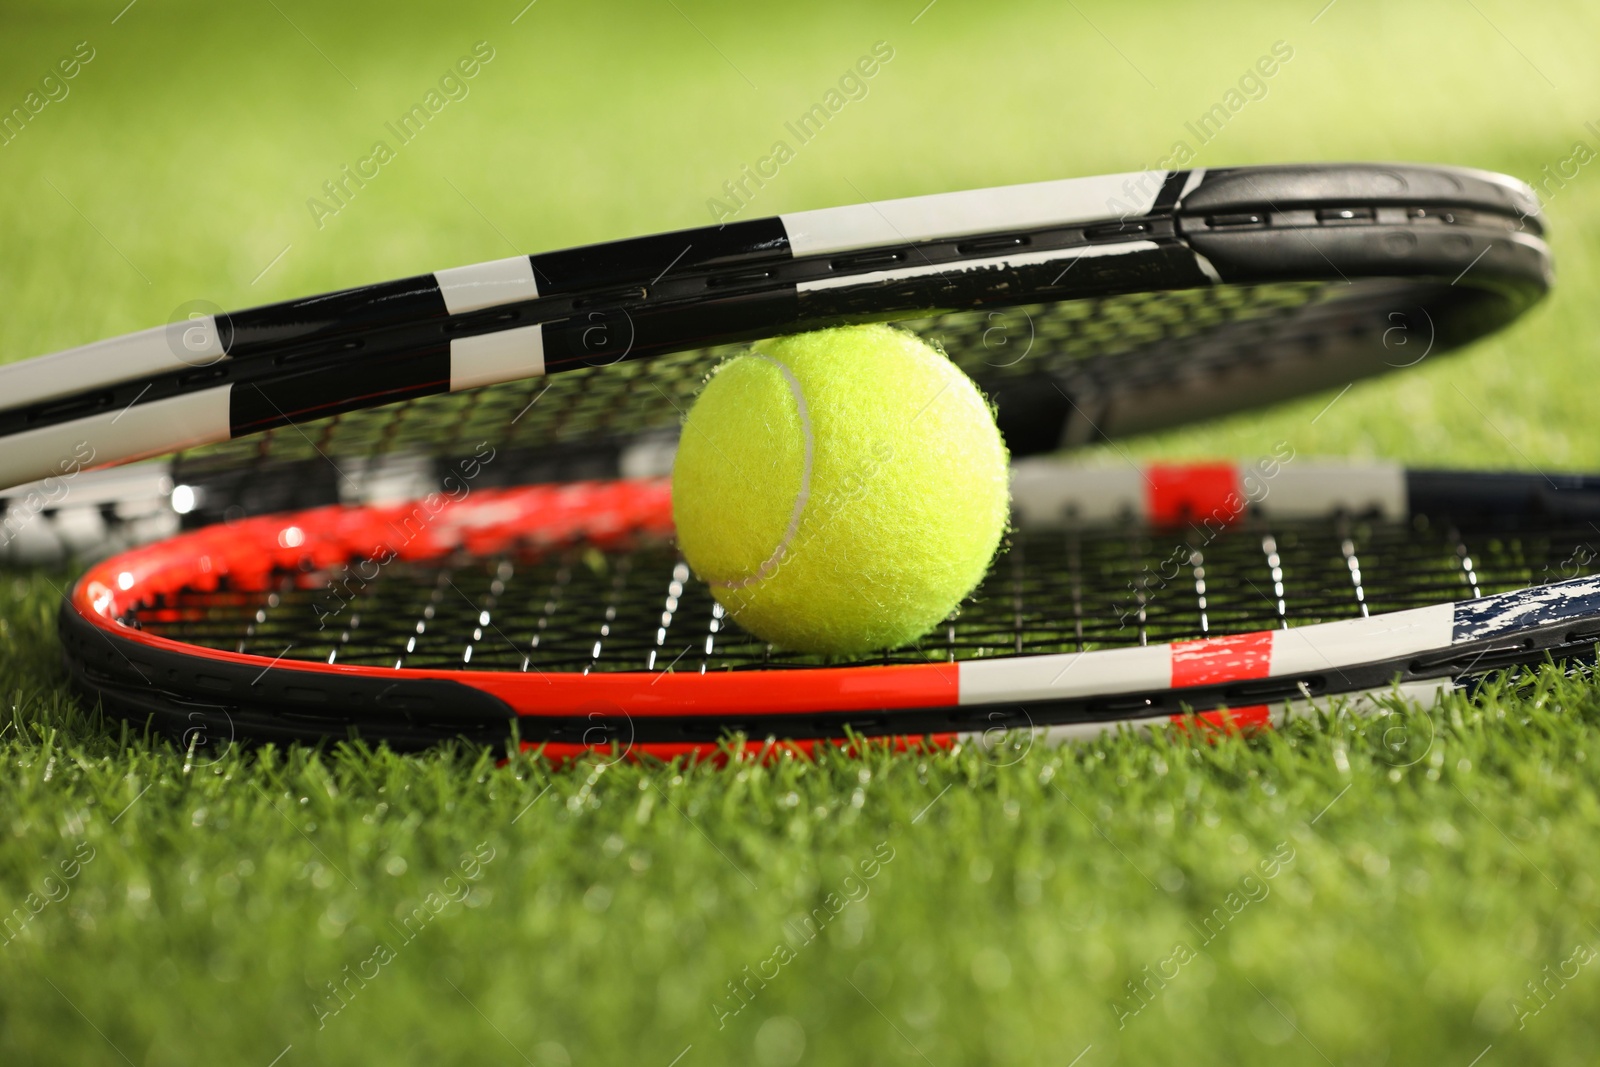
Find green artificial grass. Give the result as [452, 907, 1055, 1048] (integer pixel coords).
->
[4, 0, 1600, 1062]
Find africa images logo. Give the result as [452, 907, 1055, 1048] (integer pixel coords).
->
[306, 42, 497, 229]
[705, 42, 895, 224]
[0, 41, 96, 149]
[711, 843, 895, 1030]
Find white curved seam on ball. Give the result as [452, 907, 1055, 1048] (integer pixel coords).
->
[711, 353, 813, 591]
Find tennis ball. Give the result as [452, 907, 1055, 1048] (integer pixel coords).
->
[671, 323, 1009, 655]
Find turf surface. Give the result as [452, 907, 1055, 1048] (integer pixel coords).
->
[4, 0, 1600, 1063]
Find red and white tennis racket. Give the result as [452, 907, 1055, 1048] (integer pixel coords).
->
[62, 459, 1600, 759]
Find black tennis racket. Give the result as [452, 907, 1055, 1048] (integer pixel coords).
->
[0, 162, 1549, 499]
[61, 458, 1600, 758]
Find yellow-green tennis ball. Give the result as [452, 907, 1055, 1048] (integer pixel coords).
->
[671, 323, 1009, 655]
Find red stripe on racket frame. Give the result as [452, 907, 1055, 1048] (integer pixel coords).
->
[1167, 631, 1273, 732]
[1146, 462, 1244, 528]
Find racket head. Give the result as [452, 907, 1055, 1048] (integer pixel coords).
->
[1, 162, 1551, 497]
[61, 461, 1600, 758]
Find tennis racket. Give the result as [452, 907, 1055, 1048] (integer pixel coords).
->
[61, 458, 1600, 759]
[1, 162, 1549, 498]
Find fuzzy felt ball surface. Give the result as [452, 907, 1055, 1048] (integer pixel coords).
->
[670, 323, 1010, 655]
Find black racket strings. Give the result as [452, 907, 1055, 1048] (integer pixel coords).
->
[120, 506, 1600, 675]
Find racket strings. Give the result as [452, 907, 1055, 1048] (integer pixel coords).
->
[162, 282, 1341, 489]
[1450, 529, 1484, 599]
[121, 513, 1600, 674]
[645, 561, 693, 673]
[1336, 521, 1370, 617]
[911, 281, 1331, 385]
